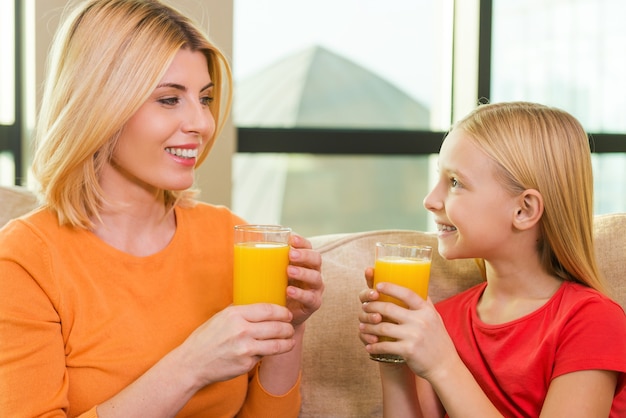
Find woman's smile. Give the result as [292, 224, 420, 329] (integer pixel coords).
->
[165, 145, 200, 166]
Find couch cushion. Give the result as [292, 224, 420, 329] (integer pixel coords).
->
[0, 186, 39, 228]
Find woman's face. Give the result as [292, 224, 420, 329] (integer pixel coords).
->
[423, 128, 519, 261]
[102, 48, 215, 197]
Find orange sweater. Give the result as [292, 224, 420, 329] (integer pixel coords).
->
[0, 204, 300, 417]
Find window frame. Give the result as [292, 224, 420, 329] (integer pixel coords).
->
[237, 128, 447, 155]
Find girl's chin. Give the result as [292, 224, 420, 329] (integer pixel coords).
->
[436, 244, 463, 261]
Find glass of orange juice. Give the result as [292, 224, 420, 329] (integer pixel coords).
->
[370, 242, 432, 363]
[233, 225, 291, 306]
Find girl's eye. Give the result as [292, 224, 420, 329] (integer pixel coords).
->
[200, 96, 214, 106]
[450, 177, 459, 188]
[158, 97, 179, 106]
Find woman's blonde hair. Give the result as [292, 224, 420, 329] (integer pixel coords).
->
[32, 0, 232, 228]
[456, 101, 608, 294]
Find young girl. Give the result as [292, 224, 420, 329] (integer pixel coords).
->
[359, 101, 626, 417]
[0, 1, 323, 416]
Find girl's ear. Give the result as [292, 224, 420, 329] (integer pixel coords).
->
[513, 189, 543, 231]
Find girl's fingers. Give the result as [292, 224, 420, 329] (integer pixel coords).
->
[358, 309, 382, 325]
[375, 282, 428, 310]
[364, 267, 375, 288]
[359, 287, 380, 303]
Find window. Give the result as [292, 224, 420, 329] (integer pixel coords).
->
[489, 0, 626, 215]
[234, 0, 626, 236]
[0, 0, 22, 185]
[233, 0, 451, 131]
[0, 1, 15, 185]
[0, 2, 15, 126]
[233, 0, 455, 235]
[490, 0, 626, 132]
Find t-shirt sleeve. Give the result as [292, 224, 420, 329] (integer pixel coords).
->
[554, 295, 626, 380]
[236, 362, 302, 418]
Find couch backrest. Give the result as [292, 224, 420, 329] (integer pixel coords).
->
[0, 186, 39, 227]
[594, 213, 626, 305]
[301, 214, 626, 417]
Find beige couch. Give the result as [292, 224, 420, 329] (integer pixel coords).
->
[1, 185, 625, 417]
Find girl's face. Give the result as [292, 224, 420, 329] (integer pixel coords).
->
[102, 48, 215, 197]
[423, 128, 519, 261]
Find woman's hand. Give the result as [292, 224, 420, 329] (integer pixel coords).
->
[285, 233, 324, 327]
[359, 281, 457, 379]
[178, 303, 296, 389]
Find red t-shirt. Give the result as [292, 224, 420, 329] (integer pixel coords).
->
[436, 281, 626, 417]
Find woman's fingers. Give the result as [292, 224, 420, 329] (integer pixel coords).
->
[238, 303, 293, 324]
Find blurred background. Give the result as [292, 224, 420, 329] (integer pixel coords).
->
[2, 0, 625, 237]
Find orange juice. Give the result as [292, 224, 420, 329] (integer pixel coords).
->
[370, 243, 432, 362]
[373, 256, 431, 345]
[233, 242, 289, 306]
[374, 256, 431, 306]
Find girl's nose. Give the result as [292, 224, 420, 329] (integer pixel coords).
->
[423, 184, 442, 212]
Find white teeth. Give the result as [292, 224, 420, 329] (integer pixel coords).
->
[166, 148, 198, 159]
[438, 224, 457, 232]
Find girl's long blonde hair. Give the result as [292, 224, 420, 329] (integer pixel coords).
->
[456, 101, 608, 294]
[32, 0, 232, 228]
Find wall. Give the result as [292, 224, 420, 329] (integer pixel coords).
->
[31, 0, 234, 207]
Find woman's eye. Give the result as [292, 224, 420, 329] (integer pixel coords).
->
[158, 97, 179, 106]
[200, 96, 213, 106]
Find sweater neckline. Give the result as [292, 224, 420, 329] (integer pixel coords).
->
[80, 206, 184, 262]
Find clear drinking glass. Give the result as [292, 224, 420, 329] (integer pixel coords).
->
[233, 224, 291, 306]
[370, 242, 432, 363]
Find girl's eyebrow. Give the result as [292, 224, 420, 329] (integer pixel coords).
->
[441, 165, 468, 181]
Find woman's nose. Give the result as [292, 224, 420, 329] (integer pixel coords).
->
[184, 102, 215, 139]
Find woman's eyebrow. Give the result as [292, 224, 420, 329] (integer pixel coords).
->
[155, 82, 214, 92]
[156, 82, 187, 91]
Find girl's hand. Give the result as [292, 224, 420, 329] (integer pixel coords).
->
[359, 282, 457, 379]
[358, 266, 382, 346]
[285, 233, 324, 327]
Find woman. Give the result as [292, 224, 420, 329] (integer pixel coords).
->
[0, 0, 323, 416]
[359, 101, 626, 417]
